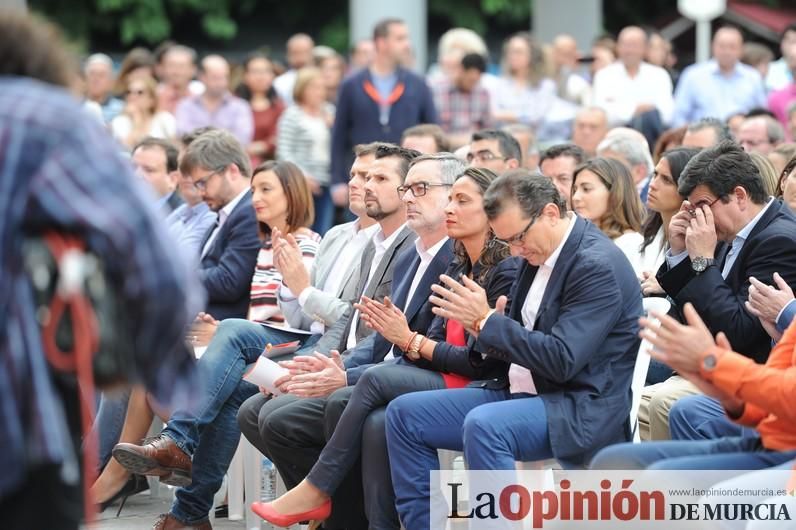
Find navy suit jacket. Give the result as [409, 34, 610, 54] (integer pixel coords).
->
[657, 199, 796, 363]
[198, 191, 261, 320]
[330, 67, 437, 185]
[475, 217, 643, 466]
[343, 238, 454, 385]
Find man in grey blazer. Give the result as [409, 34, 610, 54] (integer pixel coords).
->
[238, 144, 421, 529]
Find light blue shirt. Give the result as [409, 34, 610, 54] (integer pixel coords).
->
[672, 60, 766, 127]
[665, 198, 775, 278]
[166, 202, 218, 262]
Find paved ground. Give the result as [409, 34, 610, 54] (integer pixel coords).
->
[90, 492, 247, 529]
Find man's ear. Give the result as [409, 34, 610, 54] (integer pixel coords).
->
[507, 159, 521, 170]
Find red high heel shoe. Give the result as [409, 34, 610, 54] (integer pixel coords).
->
[250, 499, 332, 528]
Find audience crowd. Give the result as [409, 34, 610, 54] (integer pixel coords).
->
[6, 10, 796, 530]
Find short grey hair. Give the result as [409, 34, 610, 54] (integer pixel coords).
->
[409, 152, 467, 185]
[84, 53, 113, 73]
[597, 131, 654, 175]
[179, 129, 251, 178]
[687, 117, 733, 143]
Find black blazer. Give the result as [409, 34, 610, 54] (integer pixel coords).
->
[475, 217, 643, 466]
[343, 238, 454, 384]
[657, 199, 796, 363]
[424, 256, 522, 383]
[198, 191, 261, 320]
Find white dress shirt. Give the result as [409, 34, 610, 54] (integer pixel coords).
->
[592, 61, 674, 125]
[510, 213, 576, 394]
[200, 188, 248, 259]
[296, 221, 380, 334]
[384, 236, 449, 361]
[346, 224, 407, 349]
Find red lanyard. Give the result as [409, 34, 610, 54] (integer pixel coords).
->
[363, 79, 405, 127]
[363, 79, 405, 106]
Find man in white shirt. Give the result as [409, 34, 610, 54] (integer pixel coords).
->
[593, 26, 674, 145]
[273, 33, 315, 105]
[385, 172, 643, 530]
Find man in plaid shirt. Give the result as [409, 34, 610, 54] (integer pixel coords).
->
[432, 53, 493, 149]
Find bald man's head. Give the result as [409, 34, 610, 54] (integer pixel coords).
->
[287, 33, 315, 69]
[617, 26, 647, 68]
[712, 26, 743, 71]
[200, 55, 230, 98]
[552, 34, 579, 69]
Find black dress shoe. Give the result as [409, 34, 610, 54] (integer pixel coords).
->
[99, 474, 150, 516]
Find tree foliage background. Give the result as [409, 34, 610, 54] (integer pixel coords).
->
[30, 0, 790, 56]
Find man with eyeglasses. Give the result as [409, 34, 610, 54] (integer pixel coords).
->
[251, 152, 462, 529]
[385, 172, 642, 529]
[637, 140, 796, 442]
[737, 115, 785, 155]
[184, 129, 261, 321]
[467, 128, 522, 173]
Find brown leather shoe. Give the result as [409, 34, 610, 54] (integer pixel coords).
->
[113, 434, 192, 487]
[152, 513, 212, 530]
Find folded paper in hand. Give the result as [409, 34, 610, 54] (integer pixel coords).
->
[243, 356, 289, 395]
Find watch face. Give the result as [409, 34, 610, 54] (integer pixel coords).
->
[692, 256, 707, 272]
[703, 354, 717, 370]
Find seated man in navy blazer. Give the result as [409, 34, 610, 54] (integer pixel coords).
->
[183, 129, 261, 320]
[385, 172, 643, 530]
[640, 140, 796, 440]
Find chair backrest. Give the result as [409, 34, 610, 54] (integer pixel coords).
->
[629, 297, 671, 441]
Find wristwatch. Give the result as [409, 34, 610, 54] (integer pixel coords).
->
[691, 256, 715, 273]
[702, 353, 718, 371]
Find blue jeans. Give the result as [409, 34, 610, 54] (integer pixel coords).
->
[386, 388, 552, 530]
[163, 318, 319, 523]
[590, 436, 796, 471]
[311, 186, 334, 236]
[669, 394, 755, 441]
[93, 388, 131, 471]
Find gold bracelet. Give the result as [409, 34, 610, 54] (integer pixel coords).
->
[408, 333, 425, 356]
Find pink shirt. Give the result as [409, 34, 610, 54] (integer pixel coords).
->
[767, 83, 796, 133]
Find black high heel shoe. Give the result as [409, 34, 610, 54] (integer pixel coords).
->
[98, 474, 150, 517]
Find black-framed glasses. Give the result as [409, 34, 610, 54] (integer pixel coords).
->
[193, 168, 224, 191]
[466, 150, 506, 164]
[688, 196, 722, 217]
[396, 181, 452, 198]
[495, 215, 538, 247]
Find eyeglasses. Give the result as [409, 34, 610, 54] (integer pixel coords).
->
[466, 150, 506, 164]
[687, 196, 722, 217]
[126, 89, 146, 96]
[396, 181, 452, 198]
[193, 168, 224, 191]
[495, 215, 538, 247]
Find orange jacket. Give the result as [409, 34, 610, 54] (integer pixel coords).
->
[701, 317, 796, 451]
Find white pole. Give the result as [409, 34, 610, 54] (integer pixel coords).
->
[696, 19, 712, 63]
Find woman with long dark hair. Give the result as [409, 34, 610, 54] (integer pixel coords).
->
[250, 167, 520, 528]
[638, 147, 701, 296]
[237, 53, 285, 166]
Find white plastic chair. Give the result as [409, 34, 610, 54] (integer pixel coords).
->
[630, 297, 672, 441]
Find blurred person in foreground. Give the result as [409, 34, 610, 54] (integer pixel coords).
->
[0, 11, 199, 530]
